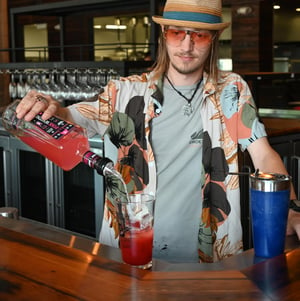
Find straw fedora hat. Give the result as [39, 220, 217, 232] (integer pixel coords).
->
[152, 0, 230, 31]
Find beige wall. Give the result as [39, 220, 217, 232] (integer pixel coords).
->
[274, 10, 300, 42]
[24, 24, 48, 60]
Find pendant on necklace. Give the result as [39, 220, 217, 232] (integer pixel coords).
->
[183, 103, 193, 116]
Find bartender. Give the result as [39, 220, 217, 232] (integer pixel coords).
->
[15, 0, 300, 263]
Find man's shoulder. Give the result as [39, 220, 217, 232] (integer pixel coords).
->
[110, 72, 158, 91]
[118, 72, 152, 84]
[219, 70, 244, 82]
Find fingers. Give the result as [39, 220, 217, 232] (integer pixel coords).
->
[287, 210, 300, 239]
[41, 100, 60, 121]
[16, 90, 59, 121]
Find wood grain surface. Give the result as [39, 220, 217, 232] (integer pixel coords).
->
[0, 225, 299, 300]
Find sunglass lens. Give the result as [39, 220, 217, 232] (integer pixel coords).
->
[165, 29, 213, 47]
[165, 29, 186, 45]
[191, 32, 212, 45]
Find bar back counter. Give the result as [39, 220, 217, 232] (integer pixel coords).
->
[0, 216, 299, 300]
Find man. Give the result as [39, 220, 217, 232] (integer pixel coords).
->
[16, 0, 300, 263]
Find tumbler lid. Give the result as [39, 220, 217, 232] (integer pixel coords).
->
[250, 172, 291, 192]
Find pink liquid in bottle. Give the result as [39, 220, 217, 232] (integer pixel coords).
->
[2, 100, 113, 174]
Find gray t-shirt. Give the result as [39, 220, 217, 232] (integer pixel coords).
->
[151, 80, 204, 262]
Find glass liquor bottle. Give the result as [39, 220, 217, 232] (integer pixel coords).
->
[1, 99, 113, 176]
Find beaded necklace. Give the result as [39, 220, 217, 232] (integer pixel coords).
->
[165, 74, 202, 116]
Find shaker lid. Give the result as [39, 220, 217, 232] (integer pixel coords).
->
[250, 172, 290, 181]
[250, 171, 291, 191]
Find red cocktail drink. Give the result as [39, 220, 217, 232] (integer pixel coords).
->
[120, 227, 153, 266]
[117, 194, 155, 269]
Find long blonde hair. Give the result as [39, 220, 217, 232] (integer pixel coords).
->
[151, 30, 220, 85]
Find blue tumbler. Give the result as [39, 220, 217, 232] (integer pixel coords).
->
[250, 172, 291, 258]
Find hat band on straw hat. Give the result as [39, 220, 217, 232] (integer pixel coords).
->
[163, 11, 222, 24]
[152, 0, 230, 31]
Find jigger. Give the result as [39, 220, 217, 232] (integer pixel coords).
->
[0, 207, 19, 219]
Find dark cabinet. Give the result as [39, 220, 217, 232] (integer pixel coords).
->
[64, 163, 98, 237]
[0, 136, 9, 207]
[269, 133, 300, 199]
[0, 147, 5, 207]
[19, 150, 47, 223]
[239, 132, 300, 200]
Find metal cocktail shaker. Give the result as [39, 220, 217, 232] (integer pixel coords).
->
[250, 172, 291, 258]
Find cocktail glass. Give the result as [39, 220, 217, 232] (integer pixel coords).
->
[117, 194, 155, 269]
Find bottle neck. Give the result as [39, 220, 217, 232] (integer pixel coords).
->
[82, 151, 114, 176]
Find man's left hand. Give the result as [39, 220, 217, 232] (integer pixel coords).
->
[287, 209, 300, 239]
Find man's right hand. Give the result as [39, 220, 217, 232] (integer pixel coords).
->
[16, 89, 62, 121]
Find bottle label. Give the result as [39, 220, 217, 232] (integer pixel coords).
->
[31, 113, 75, 140]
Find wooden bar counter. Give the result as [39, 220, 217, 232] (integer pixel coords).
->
[0, 217, 299, 300]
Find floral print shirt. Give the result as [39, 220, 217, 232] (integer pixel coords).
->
[69, 71, 267, 263]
